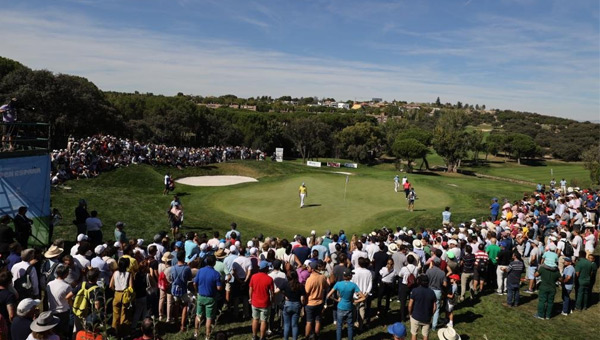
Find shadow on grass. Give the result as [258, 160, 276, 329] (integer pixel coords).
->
[174, 192, 191, 197]
[303, 204, 322, 208]
[454, 310, 483, 324]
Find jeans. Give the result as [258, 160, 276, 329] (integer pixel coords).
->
[336, 309, 354, 340]
[506, 283, 520, 306]
[431, 289, 442, 330]
[398, 283, 409, 322]
[282, 301, 301, 340]
[562, 286, 572, 313]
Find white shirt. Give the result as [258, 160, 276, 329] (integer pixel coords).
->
[365, 243, 379, 261]
[11, 261, 40, 296]
[47, 278, 72, 312]
[147, 242, 165, 261]
[399, 264, 418, 284]
[584, 234, 595, 252]
[572, 235, 583, 255]
[352, 267, 373, 294]
[70, 244, 80, 257]
[73, 254, 91, 271]
[85, 217, 103, 232]
[379, 267, 396, 284]
[351, 250, 368, 269]
[232, 256, 252, 280]
[164, 174, 170, 185]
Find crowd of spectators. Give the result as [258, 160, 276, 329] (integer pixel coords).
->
[0, 181, 599, 340]
[51, 135, 265, 185]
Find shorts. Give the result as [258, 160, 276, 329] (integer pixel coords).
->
[527, 266, 537, 280]
[410, 316, 430, 337]
[252, 306, 270, 321]
[197, 295, 216, 319]
[473, 269, 485, 281]
[305, 304, 323, 323]
[446, 303, 455, 313]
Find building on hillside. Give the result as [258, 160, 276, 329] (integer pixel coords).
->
[372, 97, 382, 103]
[337, 102, 350, 109]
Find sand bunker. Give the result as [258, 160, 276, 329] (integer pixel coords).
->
[176, 175, 258, 187]
[332, 171, 353, 175]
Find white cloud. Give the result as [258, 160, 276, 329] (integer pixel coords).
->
[0, 8, 597, 121]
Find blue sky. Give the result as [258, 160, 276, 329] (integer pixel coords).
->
[0, 0, 598, 121]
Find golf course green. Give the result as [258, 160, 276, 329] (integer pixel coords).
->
[51, 160, 536, 241]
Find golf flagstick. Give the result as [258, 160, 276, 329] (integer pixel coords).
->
[344, 175, 349, 201]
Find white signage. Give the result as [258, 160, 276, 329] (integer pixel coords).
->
[275, 148, 284, 162]
[343, 163, 358, 168]
[307, 161, 322, 167]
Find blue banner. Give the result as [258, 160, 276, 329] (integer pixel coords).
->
[0, 155, 51, 245]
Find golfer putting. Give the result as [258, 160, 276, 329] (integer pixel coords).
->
[299, 182, 307, 208]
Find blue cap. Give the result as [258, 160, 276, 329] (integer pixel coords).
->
[388, 322, 407, 337]
[175, 241, 183, 248]
[259, 260, 271, 270]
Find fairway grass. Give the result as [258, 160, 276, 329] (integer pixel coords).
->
[48, 160, 599, 340]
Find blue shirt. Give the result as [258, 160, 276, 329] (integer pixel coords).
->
[490, 202, 500, 216]
[563, 265, 575, 290]
[6, 252, 21, 271]
[193, 266, 222, 297]
[185, 240, 198, 262]
[333, 280, 361, 311]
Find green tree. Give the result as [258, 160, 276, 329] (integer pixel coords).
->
[335, 122, 381, 163]
[285, 118, 330, 162]
[435, 97, 441, 107]
[465, 130, 485, 164]
[391, 138, 428, 172]
[432, 112, 468, 172]
[504, 133, 538, 164]
[582, 146, 600, 185]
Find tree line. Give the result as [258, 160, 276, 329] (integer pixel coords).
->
[0, 56, 598, 183]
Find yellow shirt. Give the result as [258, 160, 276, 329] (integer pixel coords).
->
[299, 186, 307, 194]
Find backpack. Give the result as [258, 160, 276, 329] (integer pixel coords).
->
[476, 256, 488, 273]
[158, 270, 169, 291]
[171, 265, 187, 297]
[14, 265, 34, 299]
[72, 282, 99, 318]
[405, 267, 417, 289]
[562, 240, 574, 257]
[43, 261, 60, 284]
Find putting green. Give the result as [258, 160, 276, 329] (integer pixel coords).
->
[207, 173, 452, 234]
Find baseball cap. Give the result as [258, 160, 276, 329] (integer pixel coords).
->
[153, 234, 162, 243]
[309, 261, 318, 270]
[218, 242, 225, 249]
[77, 234, 88, 242]
[343, 267, 353, 277]
[249, 247, 257, 255]
[449, 274, 460, 281]
[229, 245, 238, 254]
[17, 298, 41, 316]
[387, 322, 407, 338]
[259, 260, 270, 270]
[564, 257, 572, 263]
[175, 241, 183, 248]
[94, 245, 106, 255]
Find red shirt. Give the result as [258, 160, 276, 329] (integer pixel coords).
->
[249, 272, 274, 308]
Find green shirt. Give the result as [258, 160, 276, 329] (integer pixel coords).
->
[538, 266, 560, 292]
[575, 258, 597, 286]
[486, 244, 501, 265]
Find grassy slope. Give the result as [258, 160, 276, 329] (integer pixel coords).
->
[49, 160, 598, 340]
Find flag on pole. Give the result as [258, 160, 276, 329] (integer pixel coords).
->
[346, 175, 349, 184]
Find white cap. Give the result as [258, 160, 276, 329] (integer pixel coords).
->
[229, 245, 238, 254]
[249, 247, 257, 255]
[113, 241, 121, 248]
[247, 240, 254, 248]
[77, 234, 88, 242]
[94, 245, 106, 255]
[17, 298, 41, 316]
[218, 242, 225, 249]
[200, 243, 207, 251]
[311, 230, 316, 235]
[303, 259, 312, 267]
[470, 218, 477, 223]
[235, 241, 240, 247]
[137, 239, 144, 247]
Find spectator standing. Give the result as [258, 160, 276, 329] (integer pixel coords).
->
[109, 257, 134, 337]
[169, 251, 192, 332]
[534, 261, 561, 319]
[13, 207, 32, 249]
[11, 249, 39, 299]
[398, 255, 418, 322]
[249, 261, 273, 340]
[425, 257, 446, 331]
[193, 255, 222, 340]
[408, 275, 437, 340]
[46, 265, 74, 338]
[327, 267, 366, 340]
[74, 200, 89, 236]
[281, 271, 304, 340]
[561, 257, 575, 315]
[11, 298, 40, 340]
[574, 250, 597, 311]
[352, 257, 373, 330]
[85, 211, 103, 246]
[26, 311, 60, 340]
[503, 252, 524, 307]
[304, 261, 328, 340]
